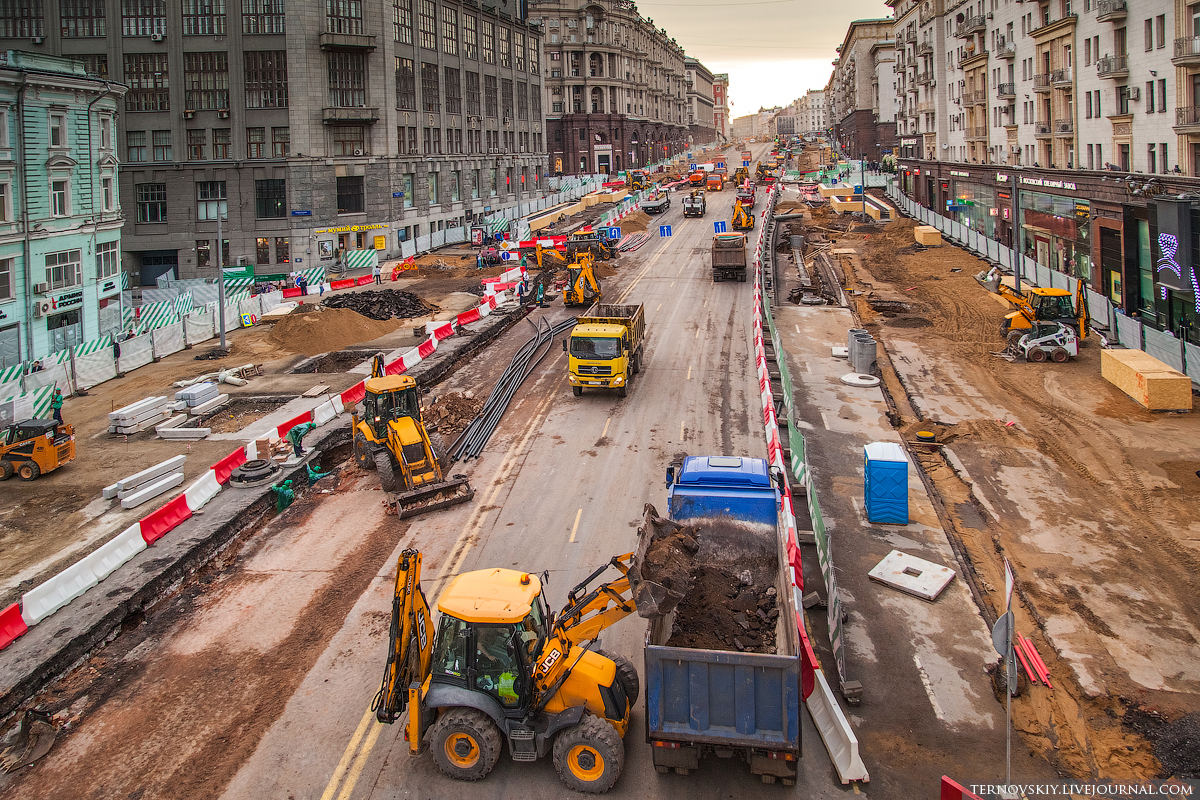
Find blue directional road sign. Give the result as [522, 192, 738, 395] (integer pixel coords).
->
[714, 220, 727, 234]
[501, 251, 513, 261]
[607, 226, 621, 239]
[742, 160, 751, 167]
[688, 163, 697, 172]
[659, 225, 672, 238]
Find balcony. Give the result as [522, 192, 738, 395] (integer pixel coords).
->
[904, 29, 917, 43]
[1096, 0, 1126, 21]
[907, 83, 920, 94]
[964, 89, 988, 106]
[995, 39, 1016, 59]
[916, 70, 933, 85]
[318, 32, 377, 51]
[322, 106, 380, 124]
[1175, 106, 1200, 129]
[918, 100, 935, 113]
[1096, 55, 1128, 78]
[1052, 67, 1073, 85]
[1173, 36, 1200, 65]
[1054, 118, 1074, 134]
[965, 126, 988, 140]
[956, 15, 986, 38]
[1033, 73, 1052, 92]
[961, 49, 989, 68]
[1034, 121, 1052, 136]
[996, 82, 1016, 99]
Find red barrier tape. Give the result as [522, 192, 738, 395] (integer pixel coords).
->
[456, 307, 481, 326]
[282, 287, 302, 298]
[796, 614, 818, 700]
[140, 494, 193, 545]
[340, 381, 365, 407]
[0, 602, 28, 650]
[356, 275, 374, 286]
[940, 777, 985, 800]
[277, 410, 313, 439]
[211, 447, 248, 484]
[330, 278, 355, 290]
[417, 339, 436, 359]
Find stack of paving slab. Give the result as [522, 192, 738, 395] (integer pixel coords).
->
[176, 382, 228, 416]
[108, 397, 173, 434]
[103, 455, 187, 509]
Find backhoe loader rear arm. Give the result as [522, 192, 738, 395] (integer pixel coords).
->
[374, 549, 434, 723]
[553, 552, 638, 644]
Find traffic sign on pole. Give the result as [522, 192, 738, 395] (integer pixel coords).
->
[714, 220, 727, 233]
[659, 225, 672, 237]
[742, 160, 750, 167]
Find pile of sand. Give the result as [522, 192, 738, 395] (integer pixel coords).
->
[619, 210, 651, 233]
[267, 307, 404, 356]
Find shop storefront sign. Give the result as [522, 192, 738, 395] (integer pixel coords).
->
[1154, 198, 1197, 297]
[995, 173, 1010, 182]
[950, 170, 970, 177]
[50, 289, 83, 312]
[314, 223, 387, 234]
[1020, 176, 1077, 190]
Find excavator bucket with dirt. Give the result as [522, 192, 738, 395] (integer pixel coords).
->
[627, 503, 699, 619]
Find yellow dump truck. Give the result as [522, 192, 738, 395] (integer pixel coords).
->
[563, 303, 646, 398]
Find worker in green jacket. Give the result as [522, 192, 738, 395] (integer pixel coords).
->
[50, 388, 64, 425]
[270, 479, 294, 512]
[306, 463, 328, 482]
[286, 421, 316, 458]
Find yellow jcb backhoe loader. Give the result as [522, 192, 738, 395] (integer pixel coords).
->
[373, 531, 687, 793]
[562, 250, 602, 307]
[731, 199, 755, 231]
[976, 267, 1090, 341]
[351, 355, 474, 517]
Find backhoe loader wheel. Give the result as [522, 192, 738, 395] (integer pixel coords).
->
[596, 649, 640, 705]
[354, 431, 374, 470]
[374, 452, 397, 493]
[18, 461, 40, 481]
[553, 714, 624, 794]
[428, 430, 450, 472]
[0, 461, 12, 481]
[429, 708, 502, 781]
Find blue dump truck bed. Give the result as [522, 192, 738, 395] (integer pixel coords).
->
[643, 456, 801, 784]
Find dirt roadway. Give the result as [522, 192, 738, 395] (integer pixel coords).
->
[813, 213, 1200, 779]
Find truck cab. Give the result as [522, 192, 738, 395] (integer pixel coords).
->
[564, 303, 645, 398]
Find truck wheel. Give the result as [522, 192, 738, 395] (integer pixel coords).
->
[429, 708, 503, 781]
[374, 451, 397, 492]
[617, 383, 627, 398]
[1051, 347, 1070, 363]
[354, 431, 374, 470]
[596, 649, 640, 705]
[0, 461, 11, 481]
[572, 386, 582, 397]
[553, 714, 624, 794]
[18, 461, 40, 481]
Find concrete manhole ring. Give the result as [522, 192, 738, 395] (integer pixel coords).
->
[229, 458, 282, 487]
[840, 373, 881, 388]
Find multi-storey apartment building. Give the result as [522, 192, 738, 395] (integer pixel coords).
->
[712, 73, 729, 141]
[534, 0, 689, 175]
[684, 56, 715, 145]
[0, 0, 546, 284]
[730, 113, 755, 140]
[828, 19, 898, 159]
[793, 89, 827, 137]
[0, 50, 126, 365]
[892, 0, 951, 160]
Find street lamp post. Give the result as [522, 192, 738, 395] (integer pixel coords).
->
[216, 211, 227, 351]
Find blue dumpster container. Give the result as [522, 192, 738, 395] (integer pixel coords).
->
[864, 442, 909, 524]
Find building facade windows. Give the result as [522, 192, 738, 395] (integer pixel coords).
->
[247, 126, 265, 157]
[137, 182, 166, 221]
[396, 57, 416, 110]
[101, 176, 114, 210]
[50, 180, 69, 216]
[45, 249, 83, 290]
[122, 0, 166, 37]
[184, 52, 230, 110]
[394, 0, 413, 43]
[418, 0, 436, 49]
[188, 128, 208, 160]
[96, 240, 118, 278]
[336, 175, 364, 213]
[445, 66, 461, 114]
[124, 53, 170, 111]
[196, 180, 227, 220]
[327, 0, 363, 34]
[422, 62, 440, 112]
[273, 126, 289, 156]
[61, 0, 107, 37]
[0, 258, 12, 302]
[242, 0, 284, 34]
[244, 51, 288, 108]
[328, 53, 366, 107]
[213, 127, 230, 158]
[332, 125, 365, 155]
[182, 0, 226, 36]
[442, 6, 457, 55]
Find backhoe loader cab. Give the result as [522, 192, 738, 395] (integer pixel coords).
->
[376, 550, 654, 793]
[361, 374, 421, 440]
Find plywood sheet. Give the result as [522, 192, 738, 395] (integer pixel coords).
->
[1101, 349, 1192, 411]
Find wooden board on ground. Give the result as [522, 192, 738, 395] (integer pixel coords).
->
[1100, 349, 1192, 411]
[302, 385, 330, 397]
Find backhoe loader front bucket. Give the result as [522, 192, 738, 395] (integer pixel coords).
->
[394, 475, 475, 519]
[627, 503, 698, 618]
[975, 269, 1001, 294]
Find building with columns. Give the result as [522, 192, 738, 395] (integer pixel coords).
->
[827, 18, 897, 159]
[533, 0, 690, 175]
[684, 56, 716, 146]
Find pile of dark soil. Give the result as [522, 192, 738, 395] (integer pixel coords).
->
[204, 397, 292, 434]
[665, 566, 779, 653]
[322, 290, 436, 321]
[1125, 706, 1200, 779]
[425, 391, 483, 438]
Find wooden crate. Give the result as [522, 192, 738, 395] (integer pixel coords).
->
[914, 226, 943, 246]
[1101, 349, 1193, 411]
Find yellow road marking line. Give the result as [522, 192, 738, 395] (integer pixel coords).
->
[680, 420, 685, 441]
[656, 303, 662, 311]
[670, 281, 675, 288]
[686, 364, 692, 380]
[601, 416, 610, 439]
[320, 709, 375, 800]
[568, 508, 583, 543]
[694, 328, 700, 339]
[336, 721, 384, 800]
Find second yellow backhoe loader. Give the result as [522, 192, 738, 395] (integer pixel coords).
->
[977, 267, 1090, 341]
[562, 250, 602, 307]
[351, 355, 474, 517]
[373, 523, 689, 793]
[732, 199, 755, 231]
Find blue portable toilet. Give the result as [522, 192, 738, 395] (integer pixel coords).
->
[864, 442, 909, 524]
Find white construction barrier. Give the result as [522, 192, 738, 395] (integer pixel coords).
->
[152, 321, 185, 359]
[80, 524, 148, 582]
[118, 332, 155, 373]
[184, 310, 215, 345]
[74, 348, 118, 390]
[806, 669, 870, 784]
[21, 559, 100, 625]
[312, 399, 337, 426]
[183, 470, 221, 511]
[331, 395, 345, 414]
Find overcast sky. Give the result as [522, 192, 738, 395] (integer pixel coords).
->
[632, 0, 892, 118]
